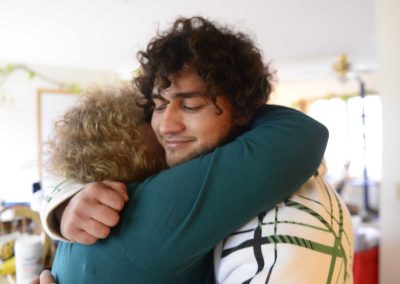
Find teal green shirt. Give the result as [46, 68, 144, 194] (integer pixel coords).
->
[52, 105, 329, 283]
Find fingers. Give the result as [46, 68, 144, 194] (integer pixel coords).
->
[61, 198, 116, 242]
[82, 181, 128, 212]
[87, 201, 121, 227]
[66, 229, 99, 245]
[29, 270, 56, 284]
[60, 181, 128, 244]
[102, 181, 129, 202]
[77, 216, 113, 239]
[91, 184, 127, 212]
[30, 276, 40, 284]
[71, 182, 126, 225]
[40, 270, 56, 284]
[61, 210, 112, 243]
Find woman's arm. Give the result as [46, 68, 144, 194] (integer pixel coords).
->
[40, 176, 85, 241]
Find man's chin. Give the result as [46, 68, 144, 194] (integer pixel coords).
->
[166, 157, 191, 167]
[166, 152, 199, 167]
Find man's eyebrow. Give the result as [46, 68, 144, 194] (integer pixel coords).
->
[174, 91, 205, 98]
[152, 91, 205, 100]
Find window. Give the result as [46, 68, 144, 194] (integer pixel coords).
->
[308, 95, 382, 183]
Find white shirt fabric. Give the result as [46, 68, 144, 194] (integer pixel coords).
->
[214, 163, 354, 284]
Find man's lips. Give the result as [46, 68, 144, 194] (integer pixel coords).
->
[162, 138, 194, 150]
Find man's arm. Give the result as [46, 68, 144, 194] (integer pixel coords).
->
[113, 105, 329, 271]
[43, 105, 327, 256]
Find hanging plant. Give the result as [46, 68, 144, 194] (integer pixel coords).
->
[0, 64, 81, 92]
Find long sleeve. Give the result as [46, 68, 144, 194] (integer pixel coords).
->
[40, 175, 85, 241]
[52, 105, 329, 284]
[115, 105, 329, 273]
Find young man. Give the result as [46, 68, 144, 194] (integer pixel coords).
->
[39, 17, 345, 283]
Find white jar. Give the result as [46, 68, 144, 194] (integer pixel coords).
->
[14, 234, 44, 284]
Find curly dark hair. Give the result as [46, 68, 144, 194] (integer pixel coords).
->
[134, 16, 275, 120]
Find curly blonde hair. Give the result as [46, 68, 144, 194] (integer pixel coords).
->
[44, 82, 166, 183]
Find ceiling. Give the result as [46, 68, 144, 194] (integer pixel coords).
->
[0, 0, 377, 80]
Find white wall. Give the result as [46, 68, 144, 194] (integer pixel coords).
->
[375, 0, 400, 283]
[0, 63, 115, 203]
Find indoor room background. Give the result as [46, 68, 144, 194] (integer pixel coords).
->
[0, 0, 398, 283]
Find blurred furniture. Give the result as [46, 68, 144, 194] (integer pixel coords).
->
[352, 218, 380, 284]
[354, 246, 379, 284]
[0, 205, 53, 283]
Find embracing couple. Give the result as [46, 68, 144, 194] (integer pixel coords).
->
[36, 16, 353, 284]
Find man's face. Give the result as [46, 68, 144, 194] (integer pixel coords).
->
[151, 69, 243, 167]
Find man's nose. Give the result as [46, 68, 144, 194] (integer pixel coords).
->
[158, 104, 185, 135]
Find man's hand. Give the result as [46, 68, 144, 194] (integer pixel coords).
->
[30, 270, 56, 284]
[60, 181, 128, 244]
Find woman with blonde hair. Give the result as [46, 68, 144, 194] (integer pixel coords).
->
[44, 81, 166, 185]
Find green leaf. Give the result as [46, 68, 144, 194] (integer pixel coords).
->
[5, 64, 15, 73]
[0, 64, 15, 75]
[28, 71, 36, 79]
[68, 83, 81, 94]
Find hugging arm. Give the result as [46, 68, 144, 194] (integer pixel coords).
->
[42, 105, 328, 276]
[40, 179, 128, 244]
[115, 105, 328, 271]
